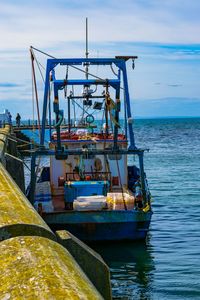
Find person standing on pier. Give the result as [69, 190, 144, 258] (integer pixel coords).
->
[16, 113, 21, 127]
[7, 112, 12, 125]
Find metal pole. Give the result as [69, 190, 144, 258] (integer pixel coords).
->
[85, 17, 89, 108]
[68, 97, 71, 133]
[30, 153, 36, 205]
[105, 85, 109, 138]
[86, 17, 89, 62]
[121, 62, 136, 149]
[113, 70, 121, 149]
[49, 87, 52, 141]
[41, 63, 50, 145]
[53, 87, 62, 151]
[30, 49, 41, 140]
[138, 152, 147, 205]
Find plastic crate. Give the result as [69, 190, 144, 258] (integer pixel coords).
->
[64, 181, 108, 203]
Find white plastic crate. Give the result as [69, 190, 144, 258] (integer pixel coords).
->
[73, 195, 107, 211]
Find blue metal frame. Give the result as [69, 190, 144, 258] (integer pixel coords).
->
[41, 57, 136, 149]
[54, 79, 120, 88]
[29, 56, 151, 208]
[28, 55, 152, 242]
[30, 54, 152, 211]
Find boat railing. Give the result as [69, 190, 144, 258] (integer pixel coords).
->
[66, 171, 111, 182]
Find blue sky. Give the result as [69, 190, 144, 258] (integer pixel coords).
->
[0, 0, 199, 118]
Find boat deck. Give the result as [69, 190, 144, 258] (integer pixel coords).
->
[51, 192, 135, 213]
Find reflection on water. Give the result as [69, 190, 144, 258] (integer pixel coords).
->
[91, 235, 155, 300]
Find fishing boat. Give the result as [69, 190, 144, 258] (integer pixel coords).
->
[28, 47, 152, 242]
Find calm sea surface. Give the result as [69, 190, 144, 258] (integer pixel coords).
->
[24, 117, 200, 299]
[93, 118, 200, 300]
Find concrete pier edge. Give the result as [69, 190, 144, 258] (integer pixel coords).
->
[0, 125, 111, 299]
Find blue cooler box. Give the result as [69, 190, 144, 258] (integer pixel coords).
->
[64, 181, 108, 203]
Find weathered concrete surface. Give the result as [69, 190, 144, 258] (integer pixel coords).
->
[0, 125, 111, 299]
[0, 125, 25, 193]
[0, 236, 103, 300]
[0, 163, 55, 242]
[56, 230, 112, 300]
[5, 153, 25, 193]
[0, 125, 9, 165]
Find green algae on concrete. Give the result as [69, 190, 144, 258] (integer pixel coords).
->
[0, 125, 108, 299]
[0, 163, 55, 241]
[0, 125, 10, 164]
[0, 236, 103, 300]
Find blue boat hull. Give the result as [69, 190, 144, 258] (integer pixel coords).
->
[43, 210, 152, 241]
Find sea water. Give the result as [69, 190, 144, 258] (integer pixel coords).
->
[93, 117, 200, 300]
[24, 117, 200, 299]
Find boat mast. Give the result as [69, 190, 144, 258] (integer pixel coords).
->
[85, 17, 89, 78]
[80, 18, 90, 123]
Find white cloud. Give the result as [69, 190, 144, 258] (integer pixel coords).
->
[0, 0, 200, 54]
[0, 0, 200, 118]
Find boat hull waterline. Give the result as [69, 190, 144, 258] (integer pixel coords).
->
[43, 210, 152, 241]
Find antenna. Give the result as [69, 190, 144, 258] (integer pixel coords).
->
[81, 17, 90, 122]
[85, 17, 89, 80]
[86, 17, 89, 60]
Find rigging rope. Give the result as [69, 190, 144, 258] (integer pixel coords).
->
[30, 48, 41, 141]
[31, 60, 35, 135]
[110, 63, 118, 77]
[64, 66, 69, 99]
[30, 49, 45, 83]
[30, 46, 127, 92]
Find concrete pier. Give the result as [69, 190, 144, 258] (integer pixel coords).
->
[0, 125, 111, 299]
[0, 163, 55, 241]
[57, 230, 112, 300]
[0, 236, 103, 299]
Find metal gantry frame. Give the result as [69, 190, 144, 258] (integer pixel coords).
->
[40, 57, 136, 149]
[30, 56, 148, 206]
